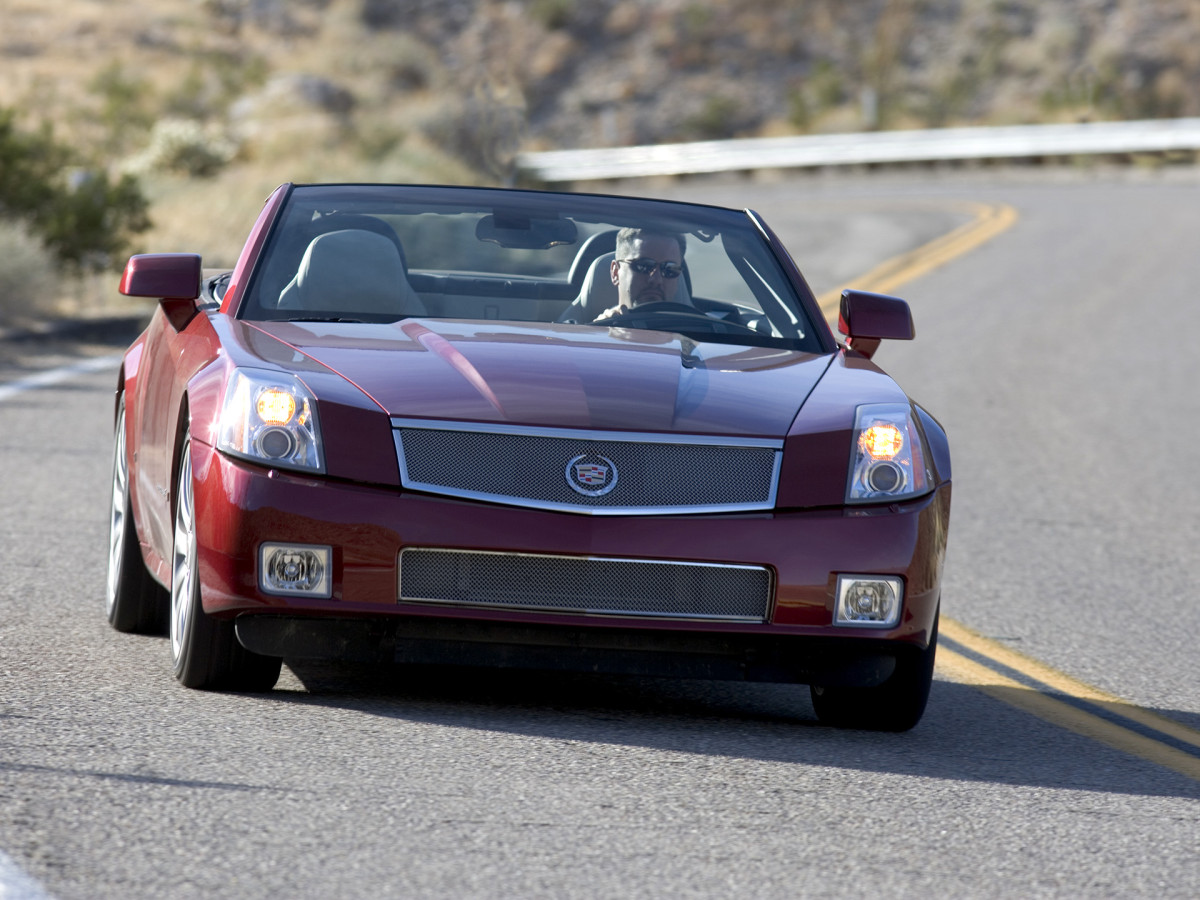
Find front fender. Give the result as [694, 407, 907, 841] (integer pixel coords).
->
[914, 403, 951, 485]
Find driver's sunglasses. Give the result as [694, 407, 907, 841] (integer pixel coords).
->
[619, 257, 683, 279]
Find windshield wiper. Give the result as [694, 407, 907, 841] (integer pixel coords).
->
[284, 316, 365, 323]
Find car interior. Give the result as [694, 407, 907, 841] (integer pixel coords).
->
[237, 197, 817, 349]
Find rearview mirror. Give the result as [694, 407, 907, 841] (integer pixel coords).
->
[475, 213, 577, 249]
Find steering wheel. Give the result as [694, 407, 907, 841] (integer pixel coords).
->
[597, 301, 710, 324]
[597, 301, 760, 336]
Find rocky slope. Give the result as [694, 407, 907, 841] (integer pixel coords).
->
[1, 0, 1198, 272]
[4, 0, 1200, 178]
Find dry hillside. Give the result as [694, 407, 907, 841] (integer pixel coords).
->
[2, 0, 1199, 301]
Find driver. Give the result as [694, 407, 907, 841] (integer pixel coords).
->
[596, 227, 687, 320]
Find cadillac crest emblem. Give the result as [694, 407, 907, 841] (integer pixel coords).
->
[566, 452, 618, 497]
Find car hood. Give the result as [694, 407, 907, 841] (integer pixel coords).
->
[244, 319, 832, 438]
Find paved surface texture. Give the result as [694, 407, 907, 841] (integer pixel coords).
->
[1, 169, 1197, 899]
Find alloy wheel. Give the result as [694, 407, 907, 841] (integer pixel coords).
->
[170, 441, 195, 668]
[105, 406, 128, 621]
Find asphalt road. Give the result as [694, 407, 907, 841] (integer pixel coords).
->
[1, 170, 1197, 899]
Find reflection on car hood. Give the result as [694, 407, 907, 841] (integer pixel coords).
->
[249, 319, 833, 438]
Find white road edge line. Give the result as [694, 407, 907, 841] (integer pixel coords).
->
[0, 354, 123, 403]
[0, 850, 54, 900]
[0, 353, 121, 899]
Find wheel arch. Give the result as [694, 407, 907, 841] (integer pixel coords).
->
[170, 393, 191, 523]
[113, 366, 126, 425]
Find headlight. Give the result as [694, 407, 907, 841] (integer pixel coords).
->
[217, 369, 324, 473]
[846, 403, 930, 504]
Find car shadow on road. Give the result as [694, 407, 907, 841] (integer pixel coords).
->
[270, 658, 1200, 801]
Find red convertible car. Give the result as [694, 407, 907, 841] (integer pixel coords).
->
[106, 183, 950, 730]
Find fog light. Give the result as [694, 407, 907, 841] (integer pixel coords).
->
[260, 543, 332, 598]
[835, 574, 903, 627]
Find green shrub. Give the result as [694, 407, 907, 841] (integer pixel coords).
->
[125, 118, 239, 178]
[421, 92, 525, 182]
[789, 60, 847, 131]
[683, 95, 741, 140]
[528, 0, 575, 31]
[0, 113, 67, 217]
[164, 52, 270, 120]
[36, 171, 151, 273]
[0, 109, 151, 276]
[89, 62, 156, 154]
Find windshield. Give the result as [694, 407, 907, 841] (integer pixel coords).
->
[239, 184, 825, 352]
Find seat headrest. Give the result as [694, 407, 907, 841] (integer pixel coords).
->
[277, 229, 425, 316]
[578, 252, 619, 319]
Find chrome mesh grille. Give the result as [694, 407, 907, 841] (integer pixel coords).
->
[399, 549, 772, 622]
[393, 421, 781, 515]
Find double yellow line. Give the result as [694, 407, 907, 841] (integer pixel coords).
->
[940, 621, 1200, 781]
[816, 201, 1018, 315]
[824, 198, 1200, 781]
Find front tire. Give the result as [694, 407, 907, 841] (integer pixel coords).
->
[170, 434, 281, 691]
[106, 395, 167, 634]
[810, 612, 939, 732]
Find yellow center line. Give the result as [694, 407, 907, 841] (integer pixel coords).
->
[817, 197, 1200, 778]
[817, 201, 1019, 317]
[937, 647, 1200, 783]
[941, 618, 1200, 753]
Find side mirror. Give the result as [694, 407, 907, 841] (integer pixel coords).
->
[119, 253, 202, 331]
[837, 289, 915, 360]
[119, 253, 202, 299]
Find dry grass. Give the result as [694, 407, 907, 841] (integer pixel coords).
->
[140, 144, 475, 269]
[0, 0, 479, 301]
[3, 0, 1200, 315]
[2, 1, 209, 132]
[0, 220, 59, 325]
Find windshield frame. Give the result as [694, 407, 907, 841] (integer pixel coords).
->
[235, 183, 836, 355]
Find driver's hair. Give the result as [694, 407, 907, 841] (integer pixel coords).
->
[615, 227, 686, 259]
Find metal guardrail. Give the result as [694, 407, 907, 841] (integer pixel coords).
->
[517, 117, 1200, 182]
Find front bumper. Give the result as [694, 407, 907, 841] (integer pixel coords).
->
[235, 615, 920, 686]
[191, 440, 950, 685]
